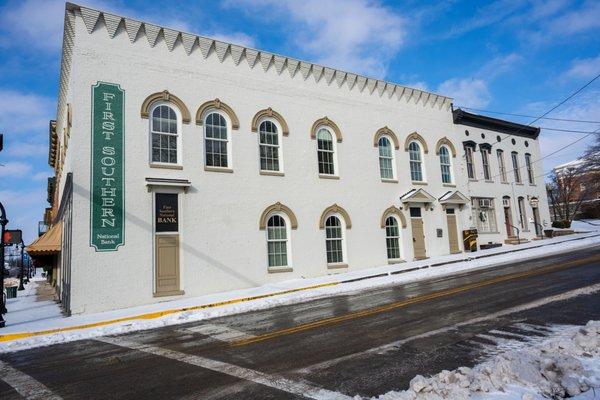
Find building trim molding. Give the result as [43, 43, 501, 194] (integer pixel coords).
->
[311, 117, 342, 142]
[196, 99, 240, 129]
[373, 126, 400, 149]
[140, 90, 191, 124]
[319, 204, 352, 229]
[435, 137, 457, 157]
[404, 131, 429, 153]
[251, 108, 289, 136]
[380, 206, 407, 229]
[259, 202, 298, 230]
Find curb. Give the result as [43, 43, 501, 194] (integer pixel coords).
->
[1, 232, 598, 344]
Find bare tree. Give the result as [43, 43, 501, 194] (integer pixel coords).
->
[546, 167, 589, 223]
[583, 134, 600, 172]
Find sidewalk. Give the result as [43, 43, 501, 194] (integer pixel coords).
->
[3, 274, 63, 329]
[1, 228, 599, 353]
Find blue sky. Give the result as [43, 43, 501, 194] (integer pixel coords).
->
[0, 0, 599, 243]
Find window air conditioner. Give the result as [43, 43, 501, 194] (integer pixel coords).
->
[479, 199, 492, 208]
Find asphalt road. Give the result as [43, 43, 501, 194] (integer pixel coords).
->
[1, 245, 600, 399]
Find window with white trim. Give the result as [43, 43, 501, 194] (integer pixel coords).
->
[525, 153, 534, 184]
[497, 150, 507, 182]
[465, 145, 476, 179]
[518, 196, 527, 230]
[266, 215, 288, 268]
[259, 120, 281, 172]
[317, 128, 335, 175]
[471, 197, 498, 233]
[408, 141, 423, 182]
[151, 104, 179, 164]
[205, 112, 229, 168]
[439, 146, 452, 184]
[385, 216, 401, 260]
[325, 215, 344, 263]
[511, 151, 521, 183]
[481, 148, 491, 180]
[378, 137, 395, 179]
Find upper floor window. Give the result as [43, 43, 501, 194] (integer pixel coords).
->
[408, 141, 423, 182]
[151, 104, 180, 164]
[378, 137, 395, 179]
[204, 112, 229, 168]
[266, 215, 289, 268]
[259, 120, 281, 172]
[497, 150, 507, 182]
[325, 215, 345, 264]
[465, 144, 476, 179]
[511, 151, 521, 183]
[525, 153, 534, 184]
[439, 146, 452, 184]
[385, 216, 401, 261]
[317, 128, 336, 175]
[481, 148, 491, 180]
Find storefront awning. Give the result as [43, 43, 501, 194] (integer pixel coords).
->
[26, 221, 62, 256]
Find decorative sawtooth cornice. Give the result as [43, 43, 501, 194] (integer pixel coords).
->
[66, 3, 452, 109]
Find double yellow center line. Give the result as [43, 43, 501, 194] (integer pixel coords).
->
[231, 253, 600, 347]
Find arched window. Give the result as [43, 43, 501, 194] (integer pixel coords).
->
[259, 120, 280, 172]
[151, 104, 179, 164]
[439, 146, 452, 184]
[266, 215, 288, 268]
[378, 137, 395, 179]
[204, 113, 229, 168]
[325, 215, 344, 264]
[409, 141, 423, 182]
[385, 216, 401, 260]
[317, 128, 335, 175]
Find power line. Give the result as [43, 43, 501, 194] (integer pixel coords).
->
[458, 107, 600, 124]
[489, 126, 599, 181]
[463, 72, 600, 149]
[539, 127, 600, 134]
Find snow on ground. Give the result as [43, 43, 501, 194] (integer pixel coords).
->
[3, 273, 63, 327]
[370, 321, 600, 400]
[572, 220, 600, 232]
[1, 231, 600, 353]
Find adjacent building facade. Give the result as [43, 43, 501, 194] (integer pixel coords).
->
[34, 4, 551, 315]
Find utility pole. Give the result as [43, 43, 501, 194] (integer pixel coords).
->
[18, 241, 25, 291]
[0, 201, 8, 327]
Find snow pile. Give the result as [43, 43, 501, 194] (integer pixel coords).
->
[373, 321, 600, 400]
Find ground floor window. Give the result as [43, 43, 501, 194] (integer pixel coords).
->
[267, 215, 288, 267]
[471, 198, 498, 233]
[385, 216, 401, 260]
[325, 215, 344, 263]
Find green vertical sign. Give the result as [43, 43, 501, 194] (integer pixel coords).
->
[90, 82, 125, 251]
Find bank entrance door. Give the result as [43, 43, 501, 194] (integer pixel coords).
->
[154, 193, 182, 297]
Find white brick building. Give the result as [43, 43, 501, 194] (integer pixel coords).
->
[38, 4, 550, 314]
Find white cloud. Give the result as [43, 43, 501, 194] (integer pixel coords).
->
[5, 141, 48, 158]
[566, 54, 600, 79]
[0, 188, 47, 244]
[0, 0, 65, 51]
[546, 0, 600, 36]
[0, 161, 33, 177]
[32, 171, 52, 181]
[210, 32, 256, 48]
[477, 53, 523, 80]
[226, 0, 405, 78]
[0, 90, 54, 135]
[437, 78, 491, 108]
[525, 90, 600, 173]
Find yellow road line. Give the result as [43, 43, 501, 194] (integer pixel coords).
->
[0, 282, 338, 343]
[231, 253, 600, 347]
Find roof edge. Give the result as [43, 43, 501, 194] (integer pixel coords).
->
[453, 109, 540, 139]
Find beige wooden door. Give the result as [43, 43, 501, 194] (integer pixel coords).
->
[411, 218, 427, 260]
[155, 234, 181, 296]
[446, 211, 460, 254]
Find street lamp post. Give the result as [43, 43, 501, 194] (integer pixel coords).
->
[0, 201, 8, 327]
[18, 241, 25, 291]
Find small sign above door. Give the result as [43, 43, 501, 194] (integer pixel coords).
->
[155, 193, 178, 233]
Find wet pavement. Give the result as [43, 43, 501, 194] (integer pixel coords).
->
[1, 245, 599, 399]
